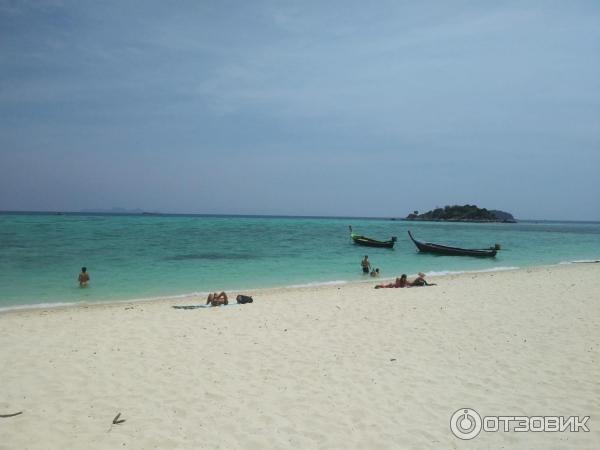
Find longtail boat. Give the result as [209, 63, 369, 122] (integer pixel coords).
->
[408, 230, 499, 257]
[349, 226, 397, 249]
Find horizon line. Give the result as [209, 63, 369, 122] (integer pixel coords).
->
[1, 209, 600, 224]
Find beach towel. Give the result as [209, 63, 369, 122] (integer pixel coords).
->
[171, 304, 237, 310]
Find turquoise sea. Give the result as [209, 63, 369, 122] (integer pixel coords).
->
[1, 213, 599, 310]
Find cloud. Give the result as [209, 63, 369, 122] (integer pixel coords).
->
[1, 1, 599, 218]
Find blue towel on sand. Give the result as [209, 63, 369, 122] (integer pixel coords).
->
[172, 304, 237, 310]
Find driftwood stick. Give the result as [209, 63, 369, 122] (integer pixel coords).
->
[0, 411, 23, 418]
[108, 412, 126, 432]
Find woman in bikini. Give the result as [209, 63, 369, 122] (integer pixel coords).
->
[374, 274, 408, 289]
[206, 292, 228, 306]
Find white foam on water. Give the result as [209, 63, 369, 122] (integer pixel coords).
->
[0, 301, 83, 313]
[423, 266, 520, 277]
[7, 263, 592, 314]
[0, 280, 353, 313]
[559, 259, 600, 265]
[286, 280, 349, 289]
[0, 291, 212, 314]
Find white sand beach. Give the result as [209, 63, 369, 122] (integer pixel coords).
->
[1, 264, 599, 449]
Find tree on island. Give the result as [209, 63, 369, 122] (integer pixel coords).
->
[405, 204, 516, 222]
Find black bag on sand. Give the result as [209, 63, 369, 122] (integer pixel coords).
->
[236, 295, 253, 304]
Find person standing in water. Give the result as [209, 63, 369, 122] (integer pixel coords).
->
[78, 267, 90, 287]
[361, 255, 371, 274]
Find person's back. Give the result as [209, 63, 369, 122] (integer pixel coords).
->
[361, 256, 371, 274]
[397, 274, 408, 287]
[411, 272, 436, 287]
[207, 292, 228, 306]
[78, 267, 89, 287]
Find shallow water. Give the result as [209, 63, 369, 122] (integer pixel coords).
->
[1, 213, 599, 308]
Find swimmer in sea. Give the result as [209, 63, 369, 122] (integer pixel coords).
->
[361, 255, 371, 274]
[78, 267, 90, 287]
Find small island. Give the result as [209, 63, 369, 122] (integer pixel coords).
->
[405, 204, 517, 223]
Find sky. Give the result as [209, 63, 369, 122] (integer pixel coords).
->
[0, 0, 599, 220]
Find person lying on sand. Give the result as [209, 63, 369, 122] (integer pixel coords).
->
[410, 272, 436, 287]
[206, 292, 228, 306]
[375, 274, 409, 289]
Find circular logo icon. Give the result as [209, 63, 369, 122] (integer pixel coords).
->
[450, 408, 482, 440]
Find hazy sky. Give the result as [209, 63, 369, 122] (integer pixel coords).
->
[1, 1, 599, 220]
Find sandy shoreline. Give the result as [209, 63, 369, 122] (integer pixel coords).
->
[1, 264, 599, 449]
[0, 265, 525, 316]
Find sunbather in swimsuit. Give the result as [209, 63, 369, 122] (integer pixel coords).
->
[375, 274, 408, 289]
[410, 272, 436, 287]
[207, 292, 228, 306]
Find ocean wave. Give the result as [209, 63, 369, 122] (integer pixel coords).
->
[0, 281, 357, 313]
[559, 259, 600, 265]
[0, 301, 84, 313]
[163, 253, 256, 261]
[423, 266, 520, 277]
[286, 280, 349, 289]
[0, 291, 213, 314]
[7, 263, 593, 314]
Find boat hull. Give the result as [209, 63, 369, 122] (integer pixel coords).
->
[351, 233, 396, 249]
[408, 231, 497, 257]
